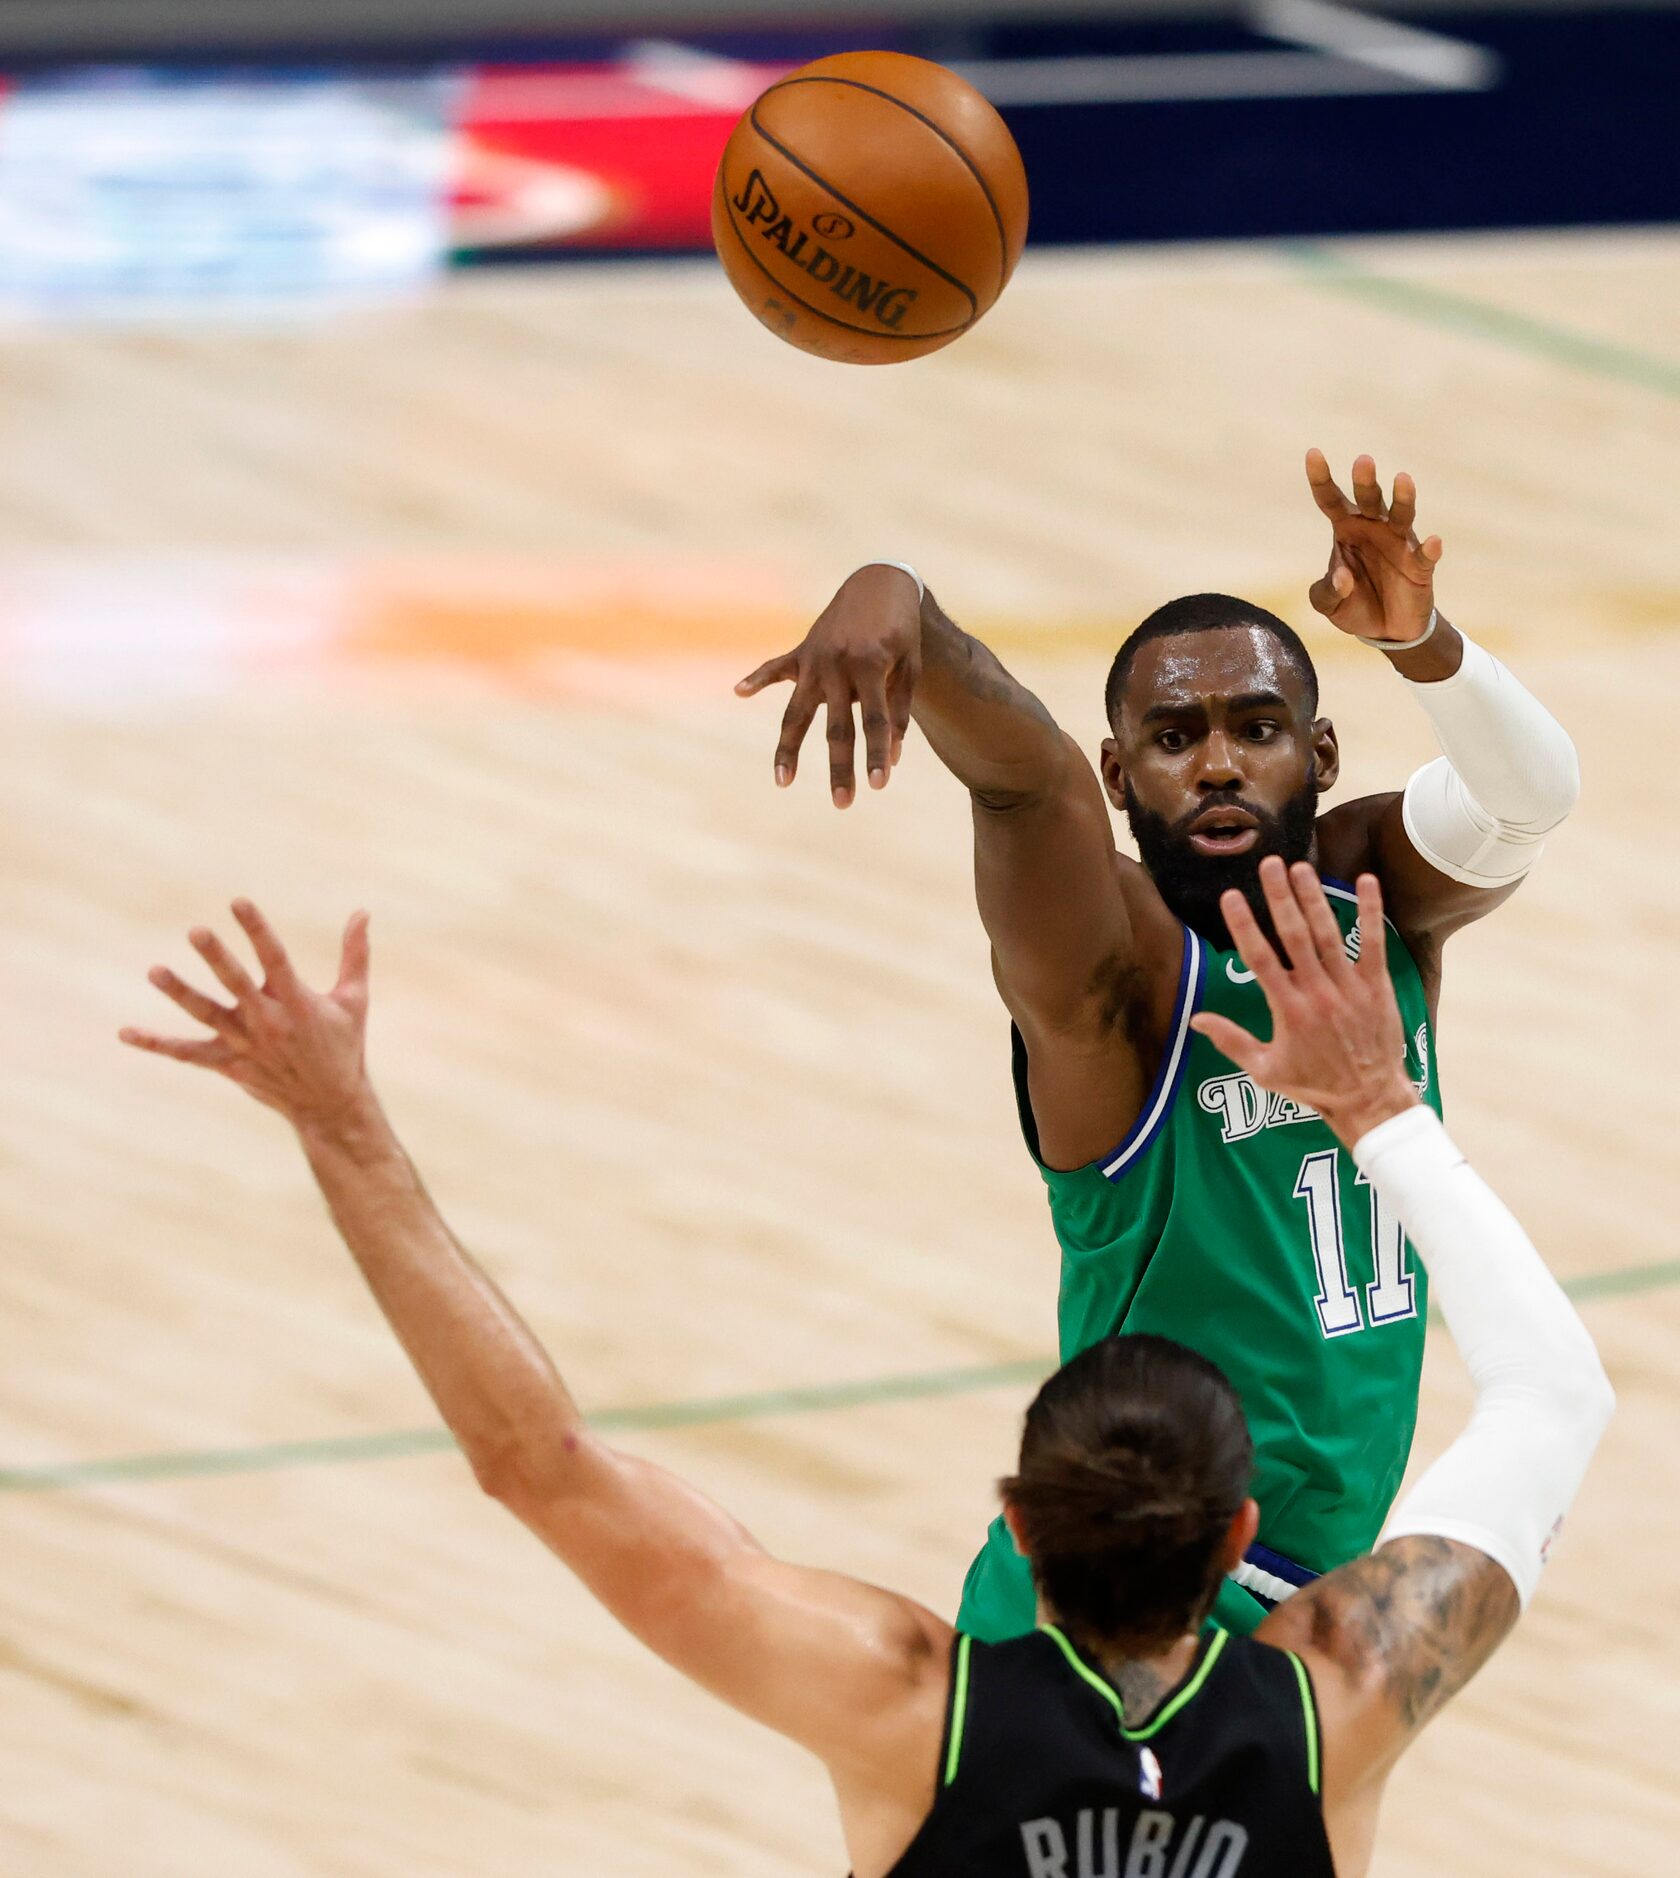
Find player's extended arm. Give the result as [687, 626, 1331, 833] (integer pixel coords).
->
[1197, 863, 1614, 1824]
[737, 563, 1135, 1047]
[1306, 452, 1579, 945]
[117, 904, 952, 1799]
[1263, 1103, 1613, 1822]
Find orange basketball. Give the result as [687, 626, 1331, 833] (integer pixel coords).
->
[712, 51, 1029, 365]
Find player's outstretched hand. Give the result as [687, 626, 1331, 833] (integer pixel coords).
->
[1305, 448, 1442, 648]
[735, 563, 922, 808]
[1190, 859, 1418, 1146]
[120, 900, 373, 1133]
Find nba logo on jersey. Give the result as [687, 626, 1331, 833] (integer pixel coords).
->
[1137, 1746, 1164, 1800]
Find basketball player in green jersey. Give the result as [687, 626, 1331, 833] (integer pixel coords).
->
[737, 451, 1581, 1637]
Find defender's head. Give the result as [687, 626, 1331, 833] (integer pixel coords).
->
[1000, 1335, 1258, 1653]
[1100, 595, 1338, 948]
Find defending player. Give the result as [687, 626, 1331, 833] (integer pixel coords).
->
[737, 451, 1581, 1636]
[119, 864, 1612, 1877]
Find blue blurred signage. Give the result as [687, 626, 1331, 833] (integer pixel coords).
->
[0, 67, 461, 318]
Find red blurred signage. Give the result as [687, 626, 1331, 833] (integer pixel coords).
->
[450, 50, 793, 256]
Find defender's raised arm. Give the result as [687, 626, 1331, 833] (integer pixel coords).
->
[120, 903, 953, 1878]
[1192, 860, 1613, 1866]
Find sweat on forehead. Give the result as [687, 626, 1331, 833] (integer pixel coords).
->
[1104, 593, 1319, 724]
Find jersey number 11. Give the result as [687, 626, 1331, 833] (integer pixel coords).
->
[1293, 1149, 1418, 1338]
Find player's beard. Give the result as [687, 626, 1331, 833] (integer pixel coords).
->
[1123, 773, 1320, 952]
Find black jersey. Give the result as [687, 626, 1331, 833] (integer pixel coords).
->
[886, 1625, 1333, 1878]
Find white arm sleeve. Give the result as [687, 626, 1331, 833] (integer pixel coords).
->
[1399, 633, 1580, 888]
[1354, 1106, 1614, 1608]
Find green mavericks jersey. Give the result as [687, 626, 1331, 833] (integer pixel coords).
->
[960, 879, 1441, 1641]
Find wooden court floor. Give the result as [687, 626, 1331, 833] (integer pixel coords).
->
[2, 228, 1677, 1875]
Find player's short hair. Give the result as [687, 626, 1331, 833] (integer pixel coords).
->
[1104, 594, 1319, 726]
[1001, 1334, 1253, 1651]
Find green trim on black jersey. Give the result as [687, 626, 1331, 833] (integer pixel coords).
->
[1285, 1650, 1322, 1798]
[942, 1633, 974, 1787]
[1040, 1624, 1230, 1741]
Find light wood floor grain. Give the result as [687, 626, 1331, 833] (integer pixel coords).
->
[2, 228, 1676, 1876]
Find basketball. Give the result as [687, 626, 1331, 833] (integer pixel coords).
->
[711, 51, 1029, 364]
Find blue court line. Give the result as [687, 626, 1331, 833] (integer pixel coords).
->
[3, 1259, 1675, 1495]
[1283, 242, 1680, 399]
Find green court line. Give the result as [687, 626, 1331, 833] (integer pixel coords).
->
[1554, 1255, 1680, 1304]
[0, 1357, 1051, 1494]
[6, 1261, 1676, 1496]
[1283, 242, 1680, 399]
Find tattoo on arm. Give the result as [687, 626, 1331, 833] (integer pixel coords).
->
[1305, 1535, 1520, 1733]
[918, 601, 1059, 731]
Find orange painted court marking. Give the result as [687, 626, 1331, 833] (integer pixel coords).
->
[0, 554, 1592, 711]
[343, 556, 793, 667]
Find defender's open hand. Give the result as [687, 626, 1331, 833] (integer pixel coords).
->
[1306, 449, 1443, 648]
[120, 900, 373, 1133]
[735, 563, 921, 807]
[1190, 859, 1417, 1145]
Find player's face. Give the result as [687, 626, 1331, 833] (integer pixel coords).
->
[1101, 627, 1338, 946]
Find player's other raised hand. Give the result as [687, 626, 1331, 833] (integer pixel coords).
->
[120, 900, 372, 1132]
[1305, 448, 1443, 648]
[735, 563, 922, 808]
[1190, 858, 1417, 1146]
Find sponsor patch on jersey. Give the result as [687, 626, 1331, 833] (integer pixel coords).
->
[1137, 1745, 1164, 1800]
